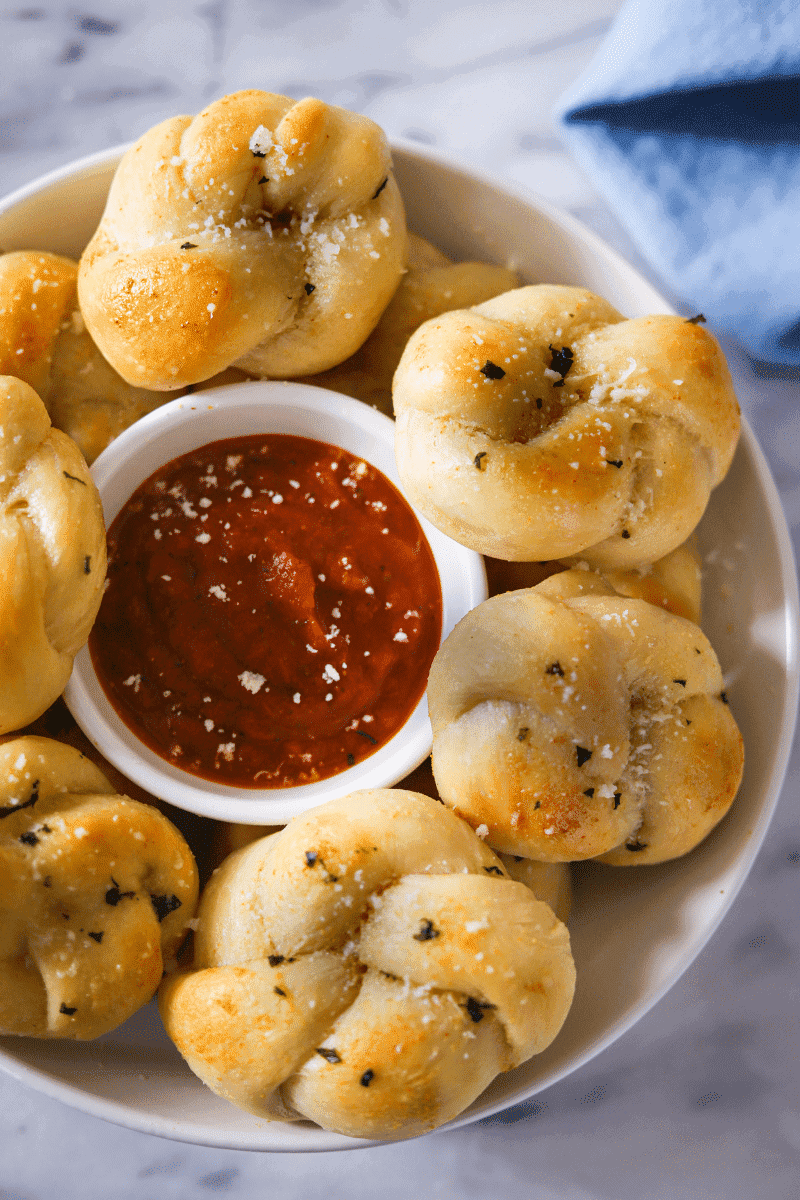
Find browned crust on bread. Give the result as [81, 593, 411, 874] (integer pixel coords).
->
[0, 736, 198, 1039]
[160, 789, 575, 1138]
[393, 285, 740, 566]
[79, 91, 408, 389]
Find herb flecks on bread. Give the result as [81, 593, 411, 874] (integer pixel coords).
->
[0, 377, 106, 732]
[393, 284, 740, 566]
[78, 91, 408, 390]
[160, 790, 575, 1139]
[0, 737, 198, 1039]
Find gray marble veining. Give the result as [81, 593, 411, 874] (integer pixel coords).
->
[1, 1, 798, 1197]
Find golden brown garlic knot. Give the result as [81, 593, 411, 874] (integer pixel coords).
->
[79, 90, 408, 389]
[0, 737, 198, 1039]
[160, 790, 574, 1139]
[428, 575, 743, 863]
[0, 377, 106, 733]
[393, 284, 740, 566]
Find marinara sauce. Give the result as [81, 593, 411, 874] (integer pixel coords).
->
[89, 434, 442, 788]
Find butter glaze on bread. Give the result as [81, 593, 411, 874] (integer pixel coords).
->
[0, 737, 198, 1039]
[428, 580, 743, 863]
[78, 90, 407, 389]
[393, 285, 740, 566]
[0, 251, 173, 463]
[160, 789, 575, 1139]
[0, 377, 106, 733]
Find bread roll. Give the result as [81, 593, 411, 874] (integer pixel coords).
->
[393, 285, 740, 566]
[78, 90, 408, 389]
[428, 583, 743, 863]
[160, 789, 575, 1139]
[0, 250, 175, 464]
[0, 377, 106, 733]
[0, 737, 198, 1039]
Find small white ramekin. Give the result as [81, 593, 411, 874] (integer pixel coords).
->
[64, 379, 487, 825]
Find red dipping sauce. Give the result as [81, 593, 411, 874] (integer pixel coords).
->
[89, 434, 442, 788]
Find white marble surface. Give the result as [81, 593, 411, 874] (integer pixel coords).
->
[1, 2, 798, 1197]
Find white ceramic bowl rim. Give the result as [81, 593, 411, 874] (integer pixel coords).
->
[64, 379, 487, 825]
[0, 139, 797, 1153]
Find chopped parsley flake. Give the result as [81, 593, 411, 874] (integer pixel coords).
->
[548, 345, 574, 385]
[105, 879, 135, 906]
[150, 893, 182, 922]
[413, 918, 440, 942]
[465, 997, 495, 1023]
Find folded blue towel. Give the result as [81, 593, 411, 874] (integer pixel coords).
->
[557, 0, 800, 366]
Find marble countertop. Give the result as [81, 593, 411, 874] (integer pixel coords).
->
[1, 2, 798, 1197]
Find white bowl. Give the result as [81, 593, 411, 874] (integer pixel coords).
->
[0, 139, 797, 1152]
[63, 380, 487, 825]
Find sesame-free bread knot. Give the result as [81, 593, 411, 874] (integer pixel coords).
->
[0, 251, 174, 464]
[393, 285, 740, 566]
[78, 90, 408, 390]
[0, 377, 106, 733]
[427, 579, 744, 863]
[159, 789, 575, 1140]
[0, 737, 198, 1039]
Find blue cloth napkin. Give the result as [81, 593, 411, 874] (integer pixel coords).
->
[556, 0, 800, 366]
